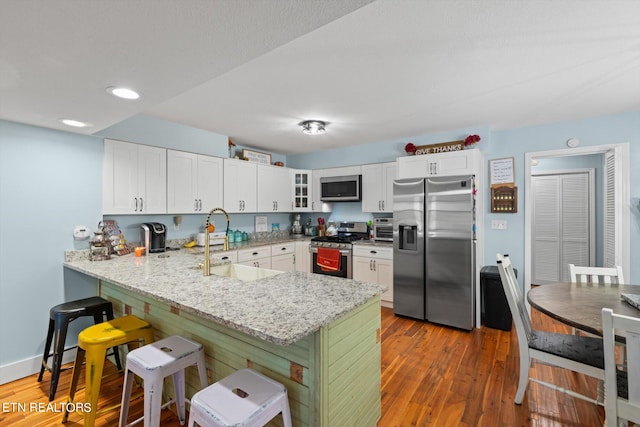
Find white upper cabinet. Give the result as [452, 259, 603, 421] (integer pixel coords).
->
[397, 149, 481, 179]
[362, 162, 397, 212]
[167, 150, 223, 214]
[290, 169, 312, 212]
[223, 158, 257, 213]
[103, 139, 166, 214]
[311, 170, 327, 212]
[257, 164, 291, 212]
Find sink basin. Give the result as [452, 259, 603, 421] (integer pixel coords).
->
[208, 263, 283, 282]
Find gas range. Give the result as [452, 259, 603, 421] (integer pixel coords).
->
[310, 221, 369, 249]
[310, 221, 369, 279]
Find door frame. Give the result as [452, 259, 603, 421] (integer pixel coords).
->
[524, 143, 630, 298]
[531, 168, 596, 284]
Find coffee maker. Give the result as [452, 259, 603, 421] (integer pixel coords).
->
[141, 223, 167, 253]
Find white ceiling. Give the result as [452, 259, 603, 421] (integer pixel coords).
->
[1, 0, 639, 155]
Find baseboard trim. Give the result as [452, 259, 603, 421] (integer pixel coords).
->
[0, 348, 76, 385]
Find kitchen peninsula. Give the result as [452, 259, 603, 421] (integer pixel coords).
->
[64, 248, 384, 427]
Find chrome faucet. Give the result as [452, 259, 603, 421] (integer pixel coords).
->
[203, 207, 230, 276]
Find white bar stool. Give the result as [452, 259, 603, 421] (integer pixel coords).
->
[187, 368, 292, 427]
[119, 335, 208, 427]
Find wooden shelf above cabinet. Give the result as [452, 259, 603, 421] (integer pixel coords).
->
[491, 185, 517, 213]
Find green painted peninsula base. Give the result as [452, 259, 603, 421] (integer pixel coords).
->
[100, 280, 381, 426]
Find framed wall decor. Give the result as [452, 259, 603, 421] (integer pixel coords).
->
[242, 149, 272, 165]
[489, 157, 515, 185]
[255, 215, 268, 232]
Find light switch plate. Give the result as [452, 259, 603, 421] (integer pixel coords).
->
[491, 220, 507, 230]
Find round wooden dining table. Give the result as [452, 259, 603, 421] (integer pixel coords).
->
[527, 282, 640, 337]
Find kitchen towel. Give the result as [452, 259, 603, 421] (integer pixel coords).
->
[317, 248, 341, 271]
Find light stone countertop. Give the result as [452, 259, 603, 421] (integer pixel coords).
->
[64, 246, 385, 346]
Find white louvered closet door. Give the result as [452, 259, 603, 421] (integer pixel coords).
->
[532, 171, 593, 284]
[604, 152, 616, 267]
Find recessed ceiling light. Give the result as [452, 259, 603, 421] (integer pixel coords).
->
[299, 120, 327, 135]
[106, 86, 140, 100]
[60, 119, 91, 128]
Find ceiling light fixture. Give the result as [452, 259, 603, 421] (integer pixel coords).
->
[300, 120, 327, 135]
[106, 86, 140, 100]
[60, 119, 91, 128]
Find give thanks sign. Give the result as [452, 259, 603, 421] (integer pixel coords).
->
[414, 140, 464, 155]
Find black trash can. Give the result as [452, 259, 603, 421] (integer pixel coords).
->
[480, 265, 516, 331]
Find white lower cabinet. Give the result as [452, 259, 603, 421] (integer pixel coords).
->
[270, 242, 295, 272]
[237, 245, 271, 268]
[353, 245, 393, 308]
[294, 240, 311, 273]
[210, 250, 237, 264]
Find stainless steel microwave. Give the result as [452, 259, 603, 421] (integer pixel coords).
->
[320, 175, 362, 202]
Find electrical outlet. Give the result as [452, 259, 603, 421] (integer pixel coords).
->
[491, 220, 507, 230]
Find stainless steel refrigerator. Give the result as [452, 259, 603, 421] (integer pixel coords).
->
[393, 175, 476, 330]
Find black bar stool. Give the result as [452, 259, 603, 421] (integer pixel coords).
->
[37, 296, 122, 401]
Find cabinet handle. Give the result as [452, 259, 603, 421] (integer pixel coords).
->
[252, 252, 259, 256]
[221, 256, 229, 260]
[194, 199, 198, 211]
[242, 200, 245, 211]
[140, 198, 144, 212]
[373, 260, 376, 271]
[370, 260, 373, 271]
[276, 201, 278, 210]
[382, 201, 385, 210]
[199, 199, 202, 211]
[134, 197, 138, 212]
[293, 254, 296, 264]
[370, 250, 377, 254]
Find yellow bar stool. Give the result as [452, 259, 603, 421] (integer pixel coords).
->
[62, 315, 155, 427]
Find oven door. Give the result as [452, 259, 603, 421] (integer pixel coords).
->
[310, 247, 352, 279]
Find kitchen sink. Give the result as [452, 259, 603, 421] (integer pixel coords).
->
[208, 263, 283, 282]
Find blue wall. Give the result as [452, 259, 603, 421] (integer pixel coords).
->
[0, 121, 103, 375]
[1, 111, 639, 381]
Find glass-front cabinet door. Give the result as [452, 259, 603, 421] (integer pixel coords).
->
[291, 169, 312, 212]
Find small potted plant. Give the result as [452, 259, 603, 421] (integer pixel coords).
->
[404, 142, 417, 155]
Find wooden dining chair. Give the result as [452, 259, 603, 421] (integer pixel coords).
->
[569, 264, 627, 359]
[602, 308, 640, 427]
[569, 264, 624, 285]
[496, 254, 605, 405]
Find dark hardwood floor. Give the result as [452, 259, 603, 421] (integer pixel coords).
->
[0, 307, 604, 426]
